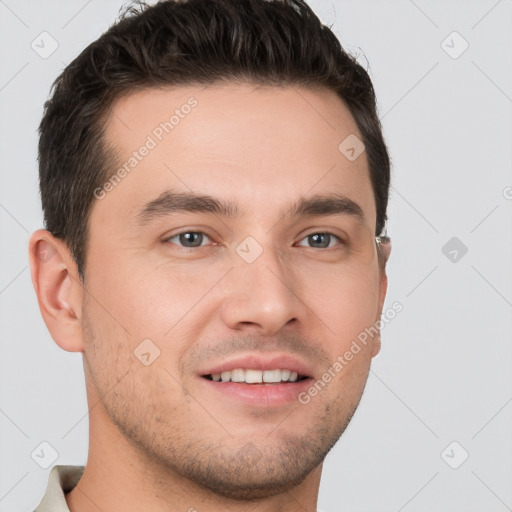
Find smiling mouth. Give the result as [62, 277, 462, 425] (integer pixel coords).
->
[201, 368, 309, 384]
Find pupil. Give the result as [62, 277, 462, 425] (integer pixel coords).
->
[181, 232, 202, 247]
[310, 233, 329, 248]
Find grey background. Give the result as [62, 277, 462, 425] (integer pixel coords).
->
[1, 0, 511, 511]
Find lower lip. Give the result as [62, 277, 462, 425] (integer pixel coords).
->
[199, 377, 313, 407]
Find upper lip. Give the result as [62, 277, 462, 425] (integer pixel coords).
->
[198, 353, 314, 378]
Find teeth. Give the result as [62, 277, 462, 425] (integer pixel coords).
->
[207, 368, 303, 384]
[231, 369, 245, 382]
[263, 369, 281, 383]
[245, 369, 262, 383]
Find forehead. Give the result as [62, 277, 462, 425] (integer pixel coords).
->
[97, 82, 375, 229]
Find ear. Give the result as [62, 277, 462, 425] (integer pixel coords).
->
[28, 229, 85, 352]
[372, 238, 391, 357]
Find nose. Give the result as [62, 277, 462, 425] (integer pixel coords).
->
[220, 244, 306, 336]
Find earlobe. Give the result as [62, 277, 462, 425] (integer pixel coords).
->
[28, 229, 85, 353]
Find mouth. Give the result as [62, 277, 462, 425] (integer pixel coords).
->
[197, 356, 314, 407]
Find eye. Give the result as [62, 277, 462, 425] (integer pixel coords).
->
[165, 231, 213, 248]
[296, 232, 344, 249]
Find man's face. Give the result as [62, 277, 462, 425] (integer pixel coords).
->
[81, 83, 387, 498]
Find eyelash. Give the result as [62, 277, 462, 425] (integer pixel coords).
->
[164, 231, 345, 250]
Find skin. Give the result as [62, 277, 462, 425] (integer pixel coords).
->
[29, 82, 390, 512]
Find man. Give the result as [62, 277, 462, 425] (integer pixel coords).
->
[29, 0, 391, 510]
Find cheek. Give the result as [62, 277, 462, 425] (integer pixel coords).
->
[304, 261, 380, 344]
[83, 253, 216, 384]
[300, 266, 378, 411]
[85, 248, 192, 337]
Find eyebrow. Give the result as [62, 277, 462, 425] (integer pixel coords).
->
[134, 189, 365, 225]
